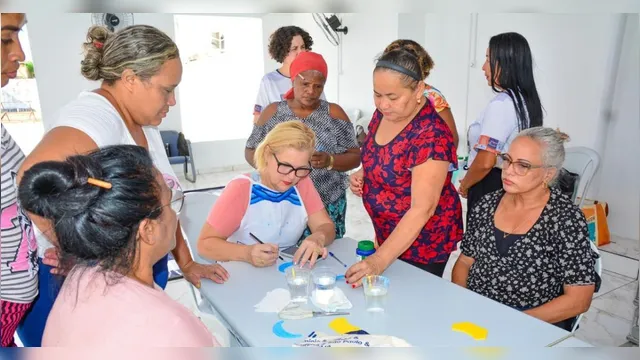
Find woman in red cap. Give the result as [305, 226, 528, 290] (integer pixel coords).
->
[251, 26, 326, 124]
[245, 51, 360, 240]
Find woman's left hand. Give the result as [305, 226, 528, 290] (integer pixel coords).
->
[345, 254, 386, 288]
[181, 260, 230, 288]
[457, 178, 469, 198]
[311, 152, 331, 169]
[294, 233, 328, 268]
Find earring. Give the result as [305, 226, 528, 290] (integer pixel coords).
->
[417, 98, 421, 104]
[542, 180, 548, 189]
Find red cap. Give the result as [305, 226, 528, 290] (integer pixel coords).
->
[283, 51, 328, 100]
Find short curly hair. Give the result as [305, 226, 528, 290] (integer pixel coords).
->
[268, 26, 314, 63]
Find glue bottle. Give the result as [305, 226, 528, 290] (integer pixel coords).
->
[356, 240, 376, 262]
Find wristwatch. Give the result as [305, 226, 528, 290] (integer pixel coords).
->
[326, 155, 335, 170]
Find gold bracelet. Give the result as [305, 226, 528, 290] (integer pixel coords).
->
[326, 155, 335, 170]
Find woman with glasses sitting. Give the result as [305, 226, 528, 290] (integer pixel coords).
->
[18, 145, 224, 346]
[452, 127, 599, 331]
[198, 121, 335, 268]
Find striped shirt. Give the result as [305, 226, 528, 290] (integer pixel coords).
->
[1, 124, 38, 303]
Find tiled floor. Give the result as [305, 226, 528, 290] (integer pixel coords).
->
[174, 169, 639, 347]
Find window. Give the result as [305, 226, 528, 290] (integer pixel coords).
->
[174, 15, 264, 143]
[0, 25, 44, 155]
[211, 31, 225, 52]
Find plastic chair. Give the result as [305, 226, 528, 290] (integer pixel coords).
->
[563, 147, 600, 208]
[571, 240, 603, 333]
[160, 130, 197, 183]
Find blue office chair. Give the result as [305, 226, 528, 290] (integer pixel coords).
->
[160, 130, 197, 183]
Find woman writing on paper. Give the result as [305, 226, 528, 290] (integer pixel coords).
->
[198, 121, 335, 268]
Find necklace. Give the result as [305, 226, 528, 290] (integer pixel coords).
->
[499, 206, 536, 238]
[500, 190, 550, 237]
[502, 219, 528, 238]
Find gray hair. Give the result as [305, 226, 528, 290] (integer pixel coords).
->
[81, 25, 179, 84]
[515, 126, 570, 185]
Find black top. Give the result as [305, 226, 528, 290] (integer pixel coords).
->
[461, 188, 599, 312]
[494, 227, 524, 257]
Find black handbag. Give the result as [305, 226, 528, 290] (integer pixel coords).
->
[555, 168, 579, 198]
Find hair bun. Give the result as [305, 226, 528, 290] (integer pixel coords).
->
[382, 39, 434, 80]
[555, 128, 571, 142]
[86, 25, 111, 45]
[18, 157, 102, 220]
[81, 26, 112, 81]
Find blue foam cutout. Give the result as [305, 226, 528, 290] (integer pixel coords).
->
[272, 320, 302, 338]
[336, 275, 345, 281]
[278, 261, 294, 273]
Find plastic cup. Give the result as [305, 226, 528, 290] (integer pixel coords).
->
[285, 265, 311, 303]
[362, 275, 389, 312]
[312, 267, 337, 304]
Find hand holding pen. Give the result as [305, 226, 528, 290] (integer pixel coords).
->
[247, 233, 283, 268]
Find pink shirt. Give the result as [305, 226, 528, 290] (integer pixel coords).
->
[42, 267, 219, 347]
[207, 175, 324, 237]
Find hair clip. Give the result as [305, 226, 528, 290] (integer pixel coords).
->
[297, 73, 305, 80]
[93, 41, 104, 49]
[87, 177, 112, 189]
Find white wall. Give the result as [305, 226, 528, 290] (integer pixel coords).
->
[24, 12, 95, 129]
[25, 12, 255, 172]
[596, 14, 639, 241]
[337, 14, 399, 116]
[425, 14, 625, 155]
[291, 14, 339, 103]
[27, 13, 184, 132]
[423, 14, 474, 153]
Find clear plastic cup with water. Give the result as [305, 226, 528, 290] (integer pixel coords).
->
[312, 267, 337, 304]
[363, 275, 389, 312]
[312, 267, 337, 291]
[285, 265, 311, 303]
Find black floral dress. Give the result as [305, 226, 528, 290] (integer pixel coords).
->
[461, 188, 599, 328]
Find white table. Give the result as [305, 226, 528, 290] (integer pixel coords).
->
[199, 237, 573, 347]
[551, 335, 593, 347]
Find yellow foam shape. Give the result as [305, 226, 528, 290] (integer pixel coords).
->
[452, 322, 488, 341]
[465, 347, 507, 359]
[329, 317, 360, 334]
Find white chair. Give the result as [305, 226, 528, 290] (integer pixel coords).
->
[571, 240, 603, 333]
[179, 191, 218, 265]
[178, 189, 244, 346]
[563, 147, 600, 208]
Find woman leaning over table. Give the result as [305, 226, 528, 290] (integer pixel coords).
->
[346, 41, 463, 286]
[16, 24, 227, 347]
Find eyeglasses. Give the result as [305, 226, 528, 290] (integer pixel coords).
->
[273, 153, 313, 178]
[150, 188, 185, 217]
[498, 153, 546, 176]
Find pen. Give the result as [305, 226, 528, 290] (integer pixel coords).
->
[328, 251, 347, 267]
[249, 232, 284, 261]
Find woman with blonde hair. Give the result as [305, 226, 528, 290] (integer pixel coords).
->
[198, 120, 335, 268]
[17, 24, 227, 346]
